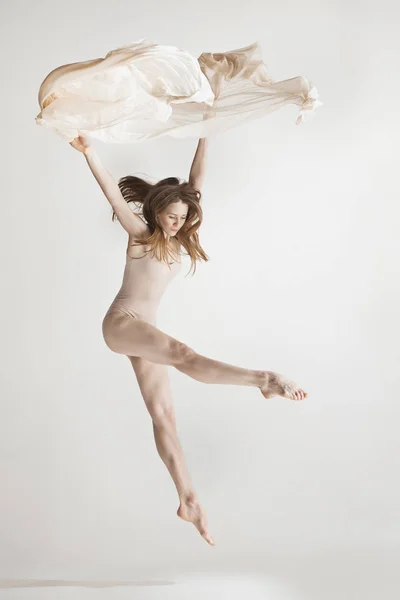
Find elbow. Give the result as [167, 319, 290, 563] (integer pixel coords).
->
[189, 174, 204, 191]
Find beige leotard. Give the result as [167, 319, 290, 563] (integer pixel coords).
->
[104, 248, 181, 327]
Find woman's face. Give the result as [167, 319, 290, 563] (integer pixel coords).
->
[157, 201, 188, 237]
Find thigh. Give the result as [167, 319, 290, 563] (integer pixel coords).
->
[102, 311, 192, 365]
[128, 355, 175, 423]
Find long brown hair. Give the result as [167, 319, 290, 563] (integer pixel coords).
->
[113, 175, 209, 275]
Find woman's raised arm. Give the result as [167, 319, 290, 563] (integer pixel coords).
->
[188, 138, 209, 193]
[70, 136, 149, 237]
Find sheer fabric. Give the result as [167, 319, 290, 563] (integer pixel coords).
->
[36, 39, 322, 143]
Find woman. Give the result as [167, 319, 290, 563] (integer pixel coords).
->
[70, 134, 307, 546]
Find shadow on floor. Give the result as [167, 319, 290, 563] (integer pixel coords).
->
[0, 580, 175, 589]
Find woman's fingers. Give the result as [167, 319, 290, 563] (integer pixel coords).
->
[69, 138, 82, 151]
[69, 135, 91, 153]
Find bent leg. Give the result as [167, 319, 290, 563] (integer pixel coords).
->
[103, 312, 264, 386]
[103, 312, 306, 400]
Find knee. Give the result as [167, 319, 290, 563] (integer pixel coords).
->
[151, 403, 176, 428]
[171, 341, 196, 366]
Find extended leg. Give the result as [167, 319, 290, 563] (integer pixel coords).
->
[128, 355, 215, 546]
[103, 313, 307, 400]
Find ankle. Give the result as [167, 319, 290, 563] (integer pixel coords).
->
[179, 491, 197, 504]
[256, 370, 269, 388]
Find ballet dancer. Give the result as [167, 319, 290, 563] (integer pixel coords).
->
[70, 134, 307, 546]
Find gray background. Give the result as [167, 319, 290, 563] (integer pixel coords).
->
[1, 0, 399, 598]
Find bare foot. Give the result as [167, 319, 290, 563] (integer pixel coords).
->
[260, 371, 308, 401]
[177, 495, 215, 546]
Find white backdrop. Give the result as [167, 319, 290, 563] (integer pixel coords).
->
[1, 0, 399, 598]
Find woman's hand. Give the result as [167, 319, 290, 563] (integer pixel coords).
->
[70, 134, 92, 155]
